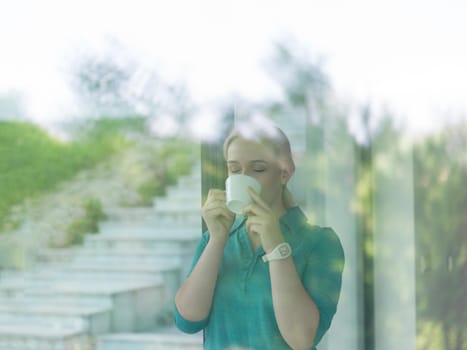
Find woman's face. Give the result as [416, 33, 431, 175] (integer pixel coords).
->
[226, 138, 287, 210]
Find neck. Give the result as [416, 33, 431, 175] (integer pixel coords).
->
[271, 201, 287, 218]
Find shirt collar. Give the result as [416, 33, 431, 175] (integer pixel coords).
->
[279, 206, 309, 231]
[229, 215, 248, 235]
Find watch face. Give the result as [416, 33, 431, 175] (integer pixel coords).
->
[279, 244, 290, 257]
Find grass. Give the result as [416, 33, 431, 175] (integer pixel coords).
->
[1, 118, 199, 251]
[64, 198, 107, 246]
[136, 139, 198, 205]
[0, 118, 138, 230]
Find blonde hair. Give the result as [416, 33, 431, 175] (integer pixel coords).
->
[223, 124, 296, 208]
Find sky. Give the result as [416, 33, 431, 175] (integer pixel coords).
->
[1, 0, 466, 136]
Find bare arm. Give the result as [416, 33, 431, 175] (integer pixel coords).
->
[269, 257, 320, 350]
[174, 236, 227, 321]
[244, 188, 319, 349]
[174, 189, 234, 321]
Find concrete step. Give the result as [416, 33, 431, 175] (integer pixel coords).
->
[103, 207, 201, 226]
[0, 270, 67, 295]
[67, 260, 181, 297]
[0, 319, 91, 350]
[97, 223, 201, 237]
[70, 252, 181, 266]
[148, 208, 201, 224]
[83, 232, 200, 253]
[153, 199, 201, 212]
[34, 247, 80, 265]
[104, 207, 161, 222]
[2, 249, 187, 297]
[0, 164, 203, 348]
[97, 332, 203, 350]
[0, 291, 111, 309]
[153, 189, 201, 209]
[33, 239, 200, 268]
[33, 280, 166, 332]
[0, 277, 167, 332]
[174, 175, 202, 189]
[68, 259, 181, 271]
[74, 244, 196, 260]
[2, 266, 165, 284]
[0, 279, 111, 305]
[0, 302, 111, 335]
[73, 245, 198, 282]
[164, 186, 202, 201]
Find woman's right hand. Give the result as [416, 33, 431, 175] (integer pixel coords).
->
[202, 189, 235, 243]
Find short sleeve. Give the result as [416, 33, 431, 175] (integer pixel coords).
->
[302, 227, 345, 347]
[174, 231, 210, 333]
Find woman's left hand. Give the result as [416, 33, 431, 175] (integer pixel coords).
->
[242, 187, 285, 253]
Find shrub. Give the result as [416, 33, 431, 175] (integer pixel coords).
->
[135, 139, 197, 205]
[0, 119, 134, 231]
[64, 198, 107, 246]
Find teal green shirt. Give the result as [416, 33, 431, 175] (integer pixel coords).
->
[174, 206, 345, 350]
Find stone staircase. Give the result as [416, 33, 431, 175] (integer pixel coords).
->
[0, 164, 204, 349]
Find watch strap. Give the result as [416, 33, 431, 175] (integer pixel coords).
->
[262, 242, 292, 262]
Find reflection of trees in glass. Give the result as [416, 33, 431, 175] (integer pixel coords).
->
[264, 39, 331, 222]
[200, 106, 234, 232]
[414, 124, 467, 350]
[354, 108, 407, 350]
[69, 45, 135, 118]
[266, 39, 373, 345]
[264, 38, 467, 349]
[354, 106, 376, 350]
[198, 37, 466, 349]
[68, 39, 193, 137]
[265, 37, 329, 118]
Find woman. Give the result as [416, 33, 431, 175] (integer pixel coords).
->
[174, 123, 345, 350]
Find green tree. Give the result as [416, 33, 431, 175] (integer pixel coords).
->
[0, 119, 130, 231]
[265, 37, 329, 120]
[68, 39, 194, 136]
[264, 39, 417, 350]
[414, 123, 467, 350]
[69, 47, 137, 118]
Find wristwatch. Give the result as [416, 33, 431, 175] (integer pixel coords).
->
[262, 242, 292, 263]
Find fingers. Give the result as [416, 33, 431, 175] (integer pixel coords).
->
[202, 190, 234, 222]
[203, 189, 227, 212]
[242, 202, 268, 217]
[204, 206, 233, 221]
[203, 200, 231, 218]
[204, 198, 226, 210]
[247, 223, 259, 235]
[207, 189, 226, 200]
[246, 187, 270, 211]
[246, 216, 263, 234]
[243, 187, 276, 222]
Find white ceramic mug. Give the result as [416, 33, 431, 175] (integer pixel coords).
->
[225, 174, 261, 214]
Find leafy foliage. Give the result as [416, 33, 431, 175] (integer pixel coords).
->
[64, 198, 107, 246]
[136, 139, 197, 205]
[264, 39, 467, 349]
[414, 124, 467, 350]
[0, 120, 130, 230]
